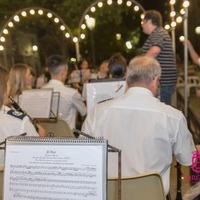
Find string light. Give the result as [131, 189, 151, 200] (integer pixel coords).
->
[176, 16, 182, 23]
[126, 1, 132, 7]
[171, 21, 177, 28]
[47, 12, 53, 18]
[85, 15, 89, 20]
[0, 7, 75, 54]
[170, 11, 176, 17]
[91, 7, 96, 12]
[0, 45, 4, 51]
[29, 9, 35, 15]
[3, 29, 8, 34]
[73, 37, 78, 43]
[13, 15, 20, 22]
[183, 0, 190, 8]
[165, 0, 190, 31]
[134, 5, 139, 11]
[80, 34, 85, 39]
[78, 0, 145, 42]
[32, 45, 38, 51]
[180, 8, 185, 15]
[107, 0, 112, 5]
[81, 24, 86, 29]
[38, 10, 43, 15]
[179, 36, 185, 42]
[165, 24, 170, 30]
[65, 33, 70, 38]
[170, 0, 176, 5]
[21, 11, 27, 17]
[0, 7, 73, 48]
[0, 37, 5, 42]
[117, 0, 123, 5]
[98, 2, 103, 7]
[60, 25, 65, 31]
[195, 26, 200, 35]
[8, 22, 14, 27]
[54, 18, 59, 23]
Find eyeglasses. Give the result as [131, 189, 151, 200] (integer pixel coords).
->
[141, 19, 148, 25]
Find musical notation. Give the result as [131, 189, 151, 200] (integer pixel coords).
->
[4, 138, 107, 200]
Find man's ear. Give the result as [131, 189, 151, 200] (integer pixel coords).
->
[60, 66, 67, 75]
[151, 75, 159, 93]
[153, 75, 159, 83]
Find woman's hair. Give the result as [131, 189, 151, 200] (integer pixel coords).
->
[108, 53, 127, 78]
[0, 66, 8, 108]
[8, 63, 30, 98]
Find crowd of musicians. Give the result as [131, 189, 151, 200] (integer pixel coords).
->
[0, 10, 200, 199]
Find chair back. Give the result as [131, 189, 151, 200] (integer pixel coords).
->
[108, 173, 166, 200]
[39, 119, 75, 137]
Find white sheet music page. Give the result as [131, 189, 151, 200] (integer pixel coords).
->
[20, 89, 53, 119]
[86, 81, 126, 113]
[4, 137, 107, 200]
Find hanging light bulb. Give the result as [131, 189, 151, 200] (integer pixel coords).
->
[21, 11, 27, 17]
[38, 10, 44, 15]
[98, 2, 103, 7]
[47, 12, 53, 18]
[8, 22, 14, 27]
[126, 1, 132, 7]
[13, 15, 20, 22]
[73, 37, 78, 43]
[30, 9, 35, 15]
[107, 0, 112, 5]
[91, 7, 96, 12]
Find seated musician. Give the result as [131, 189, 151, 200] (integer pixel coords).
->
[0, 66, 46, 153]
[82, 56, 195, 196]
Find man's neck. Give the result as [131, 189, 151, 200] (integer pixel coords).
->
[51, 77, 63, 83]
[149, 25, 157, 34]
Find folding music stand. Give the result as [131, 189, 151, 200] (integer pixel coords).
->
[20, 89, 60, 121]
[73, 129, 122, 200]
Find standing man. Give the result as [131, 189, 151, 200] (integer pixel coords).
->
[43, 55, 87, 129]
[82, 56, 195, 196]
[141, 10, 177, 105]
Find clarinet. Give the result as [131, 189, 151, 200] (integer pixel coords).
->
[9, 96, 39, 132]
[176, 162, 182, 200]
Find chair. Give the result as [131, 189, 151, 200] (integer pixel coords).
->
[176, 75, 200, 97]
[0, 168, 3, 199]
[38, 119, 75, 137]
[108, 173, 166, 200]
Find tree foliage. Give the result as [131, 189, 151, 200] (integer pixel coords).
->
[0, 0, 169, 67]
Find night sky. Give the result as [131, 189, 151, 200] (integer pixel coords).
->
[137, 0, 165, 11]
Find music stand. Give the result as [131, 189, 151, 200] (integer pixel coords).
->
[73, 129, 122, 200]
[20, 89, 60, 121]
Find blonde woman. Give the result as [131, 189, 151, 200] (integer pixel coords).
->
[7, 64, 47, 137]
[8, 63, 33, 102]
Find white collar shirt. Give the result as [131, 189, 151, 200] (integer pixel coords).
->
[43, 79, 86, 129]
[0, 105, 38, 169]
[82, 87, 195, 194]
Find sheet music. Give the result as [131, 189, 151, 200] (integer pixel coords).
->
[20, 89, 53, 119]
[4, 137, 107, 200]
[69, 69, 90, 83]
[50, 92, 60, 118]
[85, 81, 126, 113]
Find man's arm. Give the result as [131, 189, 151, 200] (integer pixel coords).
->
[173, 113, 195, 166]
[72, 91, 87, 117]
[145, 46, 161, 58]
[183, 40, 200, 65]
